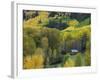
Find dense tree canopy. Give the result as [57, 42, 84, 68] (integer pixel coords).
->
[23, 10, 91, 69]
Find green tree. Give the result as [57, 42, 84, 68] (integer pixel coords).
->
[48, 48, 52, 57]
[85, 50, 91, 66]
[53, 49, 57, 58]
[75, 53, 83, 66]
[23, 34, 36, 56]
[78, 17, 91, 27]
[41, 37, 49, 49]
[85, 40, 91, 66]
[47, 28, 61, 50]
[23, 27, 34, 37]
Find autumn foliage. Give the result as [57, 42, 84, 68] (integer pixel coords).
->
[23, 10, 91, 69]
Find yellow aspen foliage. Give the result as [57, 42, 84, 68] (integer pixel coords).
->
[23, 54, 44, 69]
[23, 11, 49, 28]
[32, 54, 44, 68]
[23, 48, 45, 69]
[23, 55, 34, 69]
[62, 32, 72, 41]
[64, 58, 75, 67]
[39, 11, 49, 18]
[32, 48, 44, 68]
[67, 19, 79, 27]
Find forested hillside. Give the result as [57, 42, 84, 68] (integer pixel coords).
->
[23, 10, 91, 69]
